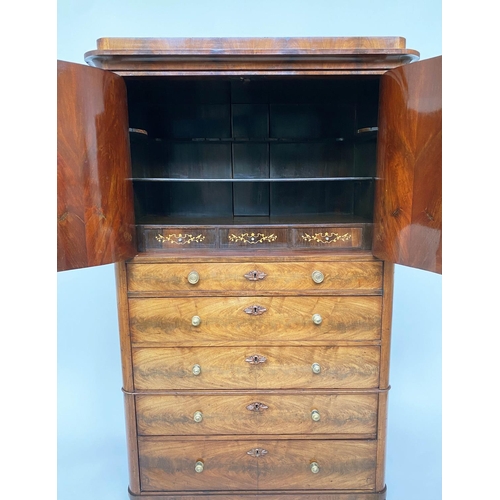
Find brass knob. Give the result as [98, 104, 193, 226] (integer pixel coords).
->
[310, 461, 320, 474]
[195, 460, 204, 473]
[188, 271, 200, 285]
[192, 364, 201, 376]
[192, 315, 201, 327]
[312, 313, 322, 325]
[312, 363, 321, 374]
[193, 411, 203, 423]
[311, 409, 321, 422]
[311, 270, 324, 284]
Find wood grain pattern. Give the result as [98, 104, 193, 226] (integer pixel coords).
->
[96, 36, 408, 51]
[129, 296, 382, 345]
[135, 393, 378, 436]
[84, 37, 418, 74]
[373, 56, 442, 273]
[127, 261, 383, 293]
[57, 60, 136, 271]
[128, 489, 386, 499]
[138, 438, 377, 491]
[128, 489, 387, 499]
[115, 262, 140, 493]
[132, 346, 380, 390]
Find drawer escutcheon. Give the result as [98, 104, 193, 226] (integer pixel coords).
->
[244, 270, 267, 281]
[244, 304, 267, 316]
[246, 402, 269, 412]
[245, 354, 267, 364]
[247, 448, 268, 458]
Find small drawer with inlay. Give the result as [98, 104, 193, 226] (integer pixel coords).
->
[219, 227, 288, 248]
[292, 226, 371, 249]
[136, 226, 217, 252]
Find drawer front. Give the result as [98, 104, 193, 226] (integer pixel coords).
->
[139, 438, 377, 491]
[219, 227, 289, 248]
[137, 227, 217, 252]
[133, 346, 380, 390]
[127, 261, 383, 293]
[136, 393, 378, 436]
[129, 296, 382, 345]
[292, 227, 367, 249]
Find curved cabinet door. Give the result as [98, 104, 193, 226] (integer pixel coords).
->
[57, 60, 136, 271]
[373, 56, 442, 274]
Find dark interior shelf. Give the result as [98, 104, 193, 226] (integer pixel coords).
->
[131, 177, 376, 182]
[126, 76, 380, 223]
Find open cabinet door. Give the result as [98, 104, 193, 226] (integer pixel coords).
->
[373, 56, 442, 274]
[57, 60, 136, 272]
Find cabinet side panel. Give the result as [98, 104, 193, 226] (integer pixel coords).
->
[57, 60, 136, 271]
[373, 57, 442, 274]
[116, 262, 141, 494]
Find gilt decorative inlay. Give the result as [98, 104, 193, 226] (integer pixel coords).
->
[247, 448, 268, 458]
[155, 233, 206, 245]
[245, 354, 267, 364]
[301, 231, 352, 244]
[229, 232, 278, 244]
[244, 270, 267, 281]
[246, 402, 269, 412]
[244, 305, 267, 316]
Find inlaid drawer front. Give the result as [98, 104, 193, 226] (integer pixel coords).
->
[127, 261, 383, 293]
[293, 227, 367, 249]
[219, 227, 288, 248]
[129, 295, 382, 345]
[132, 346, 380, 390]
[138, 438, 377, 491]
[136, 393, 378, 436]
[137, 227, 217, 252]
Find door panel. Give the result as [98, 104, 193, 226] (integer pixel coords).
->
[57, 60, 136, 271]
[373, 56, 442, 274]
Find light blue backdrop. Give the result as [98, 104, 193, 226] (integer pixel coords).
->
[57, 2, 442, 499]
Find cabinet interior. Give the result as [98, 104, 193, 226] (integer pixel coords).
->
[125, 76, 380, 226]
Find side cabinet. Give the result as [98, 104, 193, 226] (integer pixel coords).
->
[57, 37, 441, 499]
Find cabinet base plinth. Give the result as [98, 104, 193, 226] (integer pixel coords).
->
[129, 487, 387, 500]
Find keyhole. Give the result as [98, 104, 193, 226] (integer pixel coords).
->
[253, 356, 259, 363]
[252, 271, 257, 279]
[253, 306, 258, 313]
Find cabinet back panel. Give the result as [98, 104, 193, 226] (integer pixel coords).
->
[134, 182, 233, 218]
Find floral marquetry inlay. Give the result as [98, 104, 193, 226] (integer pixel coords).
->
[155, 233, 206, 245]
[228, 232, 278, 244]
[301, 232, 352, 244]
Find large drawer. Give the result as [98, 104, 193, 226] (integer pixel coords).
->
[129, 295, 382, 345]
[132, 346, 380, 390]
[138, 438, 377, 491]
[136, 393, 378, 436]
[127, 261, 383, 294]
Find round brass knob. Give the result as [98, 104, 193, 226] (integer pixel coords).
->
[312, 313, 322, 325]
[193, 411, 203, 423]
[188, 271, 200, 285]
[195, 460, 204, 473]
[312, 363, 321, 374]
[310, 461, 320, 474]
[311, 270, 324, 284]
[311, 409, 321, 422]
[192, 364, 201, 376]
[192, 315, 201, 327]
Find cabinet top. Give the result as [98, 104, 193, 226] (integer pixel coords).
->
[84, 36, 420, 75]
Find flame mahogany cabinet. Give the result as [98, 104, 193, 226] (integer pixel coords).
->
[57, 37, 441, 499]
